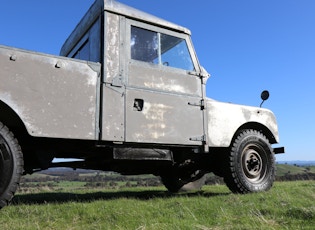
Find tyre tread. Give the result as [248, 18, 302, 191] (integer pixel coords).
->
[224, 129, 275, 194]
[0, 122, 24, 209]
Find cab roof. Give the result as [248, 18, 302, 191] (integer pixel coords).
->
[60, 0, 191, 56]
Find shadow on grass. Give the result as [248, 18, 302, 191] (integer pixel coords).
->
[12, 189, 230, 206]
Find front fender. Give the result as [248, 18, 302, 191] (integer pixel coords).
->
[206, 99, 279, 147]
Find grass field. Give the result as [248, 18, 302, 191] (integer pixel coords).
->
[0, 181, 314, 230]
[276, 165, 315, 176]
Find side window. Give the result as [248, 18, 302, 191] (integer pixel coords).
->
[131, 27, 158, 62]
[66, 17, 101, 62]
[73, 40, 90, 61]
[131, 26, 194, 71]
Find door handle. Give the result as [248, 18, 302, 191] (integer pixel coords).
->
[133, 99, 144, 111]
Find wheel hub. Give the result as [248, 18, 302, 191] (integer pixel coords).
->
[242, 147, 263, 180]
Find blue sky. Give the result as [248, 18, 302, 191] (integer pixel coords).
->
[1, 0, 315, 161]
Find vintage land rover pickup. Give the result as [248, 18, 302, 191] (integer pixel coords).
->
[0, 0, 284, 208]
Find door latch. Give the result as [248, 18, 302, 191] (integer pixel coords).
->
[188, 99, 205, 110]
[189, 135, 206, 142]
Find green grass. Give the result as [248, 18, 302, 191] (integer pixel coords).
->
[0, 181, 314, 229]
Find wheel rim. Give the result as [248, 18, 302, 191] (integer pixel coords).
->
[241, 144, 267, 183]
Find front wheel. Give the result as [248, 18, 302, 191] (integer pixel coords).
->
[0, 122, 24, 209]
[224, 129, 275, 193]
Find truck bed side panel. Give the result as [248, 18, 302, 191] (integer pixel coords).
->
[0, 46, 100, 140]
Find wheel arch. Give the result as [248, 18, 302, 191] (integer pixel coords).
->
[232, 122, 278, 146]
[0, 100, 29, 138]
[0, 100, 49, 174]
[208, 120, 279, 148]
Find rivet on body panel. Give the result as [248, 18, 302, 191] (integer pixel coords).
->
[55, 61, 63, 68]
[10, 55, 17, 61]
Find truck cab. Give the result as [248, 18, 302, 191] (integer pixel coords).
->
[60, 0, 208, 148]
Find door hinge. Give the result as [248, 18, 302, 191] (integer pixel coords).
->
[187, 71, 199, 76]
[189, 134, 206, 142]
[199, 72, 210, 79]
[107, 74, 125, 95]
[188, 99, 205, 110]
[111, 75, 123, 87]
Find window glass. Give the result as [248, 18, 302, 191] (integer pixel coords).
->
[131, 27, 158, 62]
[68, 18, 101, 62]
[73, 40, 90, 61]
[131, 26, 194, 71]
[160, 34, 194, 71]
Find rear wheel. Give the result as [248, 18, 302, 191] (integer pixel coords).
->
[224, 129, 275, 193]
[0, 122, 23, 209]
[161, 164, 206, 193]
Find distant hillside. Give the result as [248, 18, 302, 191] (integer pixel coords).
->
[277, 161, 315, 166]
[22, 164, 315, 185]
[276, 164, 315, 176]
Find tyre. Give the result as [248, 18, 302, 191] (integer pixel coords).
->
[161, 169, 206, 193]
[0, 122, 24, 209]
[224, 129, 275, 193]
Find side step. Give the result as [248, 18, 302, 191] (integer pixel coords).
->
[113, 148, 173, 161]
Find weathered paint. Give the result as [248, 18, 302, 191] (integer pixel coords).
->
[206, 99, 279, 147]
[128, 62, 202, 97]
[125, 88, 204, 145]
[101, 12, 125, 141]
[0, 45, 100, 140]
[101, 84, 125, 141]
[104, 12, 120, 84]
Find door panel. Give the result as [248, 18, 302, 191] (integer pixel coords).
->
[124, 19, 205, 146]
[126, 62, 204, 145]
[128, 62, 201, 97]
[125, 88, 203, 145]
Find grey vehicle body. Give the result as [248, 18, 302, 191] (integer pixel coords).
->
[0, 0, 284, 208]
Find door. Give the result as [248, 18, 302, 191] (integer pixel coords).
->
[124, 20, 205, 145]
